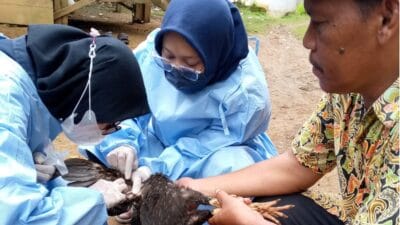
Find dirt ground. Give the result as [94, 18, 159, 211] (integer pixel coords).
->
[0, 6, 339, 223]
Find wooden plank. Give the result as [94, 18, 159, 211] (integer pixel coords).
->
[54, 0, 63, 24]
[133, 2, 151, 23]
[54, 0, 69, 24]
[99, 0, 127, 3]
[60, 0, 69, 24]
[115, 3, 122, 13]
[143, 2, 151, 22]
[0, 0, 53, 25]
[53, 0, 96, 19]
[133, 4, 144, 22]
[53, 0, 152, 24]
[0, 0, 52, 7]
[134, 0, 150, 3]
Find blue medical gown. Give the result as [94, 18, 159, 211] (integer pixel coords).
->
[0, 51, 108, 225]
[86, 29, 277, 180]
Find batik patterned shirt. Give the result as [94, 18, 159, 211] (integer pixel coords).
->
[293, 79, 399, 225]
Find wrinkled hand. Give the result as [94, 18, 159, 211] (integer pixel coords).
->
[106, 145, 138, 179]
[89, 178, 128, 209]
[131, 166, 151, 194]
[209, 190, 274, 225]
[34, 152, 56, 183]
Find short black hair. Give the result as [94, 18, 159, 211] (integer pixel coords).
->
[354, 0, 382, 17]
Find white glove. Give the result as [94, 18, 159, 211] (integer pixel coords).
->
[106, 145, 138, 180]
[34, 152, 56, 183]
[115, 166, 151, 223]
[35, 164, 56, 183]
[131, 166, 152, 194]
[89, 178, 128, 209]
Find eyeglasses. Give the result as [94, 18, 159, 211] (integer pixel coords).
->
[153, 53, 202, 81]
[100, 121, 121, 135]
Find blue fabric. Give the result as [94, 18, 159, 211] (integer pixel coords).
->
[0, 50, 108, 224]
[154, 0, 249, 91]
[0, 35, 36, 80]
[164, 69, 209, 93]
[86, 29, 277, 180]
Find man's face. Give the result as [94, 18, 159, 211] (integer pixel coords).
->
[303, 0, 381, 94]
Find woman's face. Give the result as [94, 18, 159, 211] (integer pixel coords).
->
[161, 32, 205, 73]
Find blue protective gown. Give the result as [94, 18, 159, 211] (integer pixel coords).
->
[0, 40, 108, 224]
[85, 29, 277, 180]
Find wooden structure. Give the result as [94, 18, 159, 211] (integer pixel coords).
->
[0, 0, 54, 25]
[0, 0, 152, 25]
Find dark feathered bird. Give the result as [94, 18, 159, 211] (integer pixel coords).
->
[61, 158, 293, 225]
[61, 158, 212, 225]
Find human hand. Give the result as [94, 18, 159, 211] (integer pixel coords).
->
[176, 177, 215, 197]
[89, 178, 128, 209]
[114, 166, 151, 223]
[209, 190, 274, 225]
[131, 166, 151, 194]
[35, 164, 56, 183]
[34, 152, 56, 183]
[106, 145, 138, 179]
[115, 209, 134, 224]
[176, 177, 196, 188]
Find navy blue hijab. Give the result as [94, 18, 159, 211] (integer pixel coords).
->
[27, 25, 150, 123]
[155, 0, 249, 91]
[0, 25, 150, 123]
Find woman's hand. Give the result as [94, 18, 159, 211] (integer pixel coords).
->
[89, 178, 128, 209]
[106, 145, 138, 179]
[208, 190, 274, 225]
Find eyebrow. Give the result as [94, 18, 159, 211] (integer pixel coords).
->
[163, 46, 198, 60]
[163, 47, 173, 55]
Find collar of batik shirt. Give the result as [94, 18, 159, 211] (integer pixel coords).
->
[372, 79, 399, 129]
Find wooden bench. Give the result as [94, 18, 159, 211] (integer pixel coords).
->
[0, 0, 152, 25]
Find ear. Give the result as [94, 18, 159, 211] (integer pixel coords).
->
[377, 0, 399, 44]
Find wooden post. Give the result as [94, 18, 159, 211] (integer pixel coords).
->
[54, 0, 69, 24]
[133, 0, 151, 23]
[60, 0, 69, 24]
[115, 3, 122, 12]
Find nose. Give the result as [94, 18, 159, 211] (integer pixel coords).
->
[303, 22, 316, 51]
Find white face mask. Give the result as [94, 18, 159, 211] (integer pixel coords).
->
[61, 110, 104, 146]
[61, 32, 104, 146]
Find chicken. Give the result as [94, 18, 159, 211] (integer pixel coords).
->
[61, 158, 293, 225]
[62, 158, 211, 225]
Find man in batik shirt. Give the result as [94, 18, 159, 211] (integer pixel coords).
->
[176, 0, 399, 224]
[292, 81, 399, 224]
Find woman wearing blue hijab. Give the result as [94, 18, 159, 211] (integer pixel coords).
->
[86, 0, 277, 220]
